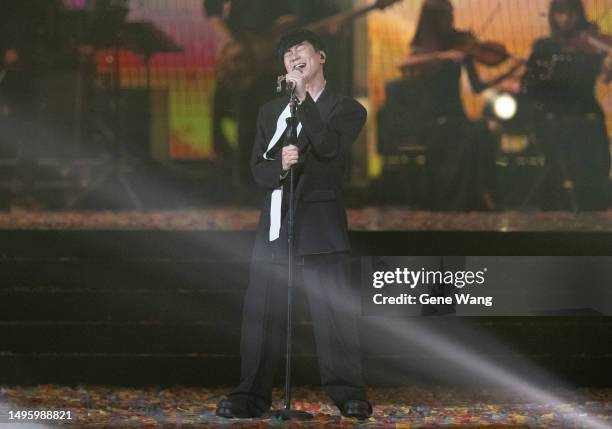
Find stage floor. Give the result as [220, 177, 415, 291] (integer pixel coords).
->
[1, 385, 609, 428]
[0, 208, 611, 231]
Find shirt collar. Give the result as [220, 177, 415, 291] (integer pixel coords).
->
[311, 81, 327, 102]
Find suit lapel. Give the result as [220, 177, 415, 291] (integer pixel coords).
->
[315, 86, 340, 122]
[297, 86, 339, 150]
[266, 98, 290, 138]
[262, 98, 292, 159]
[264, 88, 340, 156]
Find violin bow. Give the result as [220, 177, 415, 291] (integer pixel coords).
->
[478, 1, 502, 37]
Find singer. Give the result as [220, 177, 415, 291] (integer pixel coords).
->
[215, 29, 371, 420]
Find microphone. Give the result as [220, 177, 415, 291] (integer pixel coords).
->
[287, 64, 304, 95]
[276, 64, 305, 94]
[286, 80, 296, 94]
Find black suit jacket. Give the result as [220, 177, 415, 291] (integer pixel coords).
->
[250, 86, 367, 259]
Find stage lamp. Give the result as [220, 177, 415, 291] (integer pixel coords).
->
[491, 92, 518, 121]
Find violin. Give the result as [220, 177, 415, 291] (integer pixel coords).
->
[452, 32, 511, 67]
[563, 28, 612, 56]
[398, 31, 513, 71]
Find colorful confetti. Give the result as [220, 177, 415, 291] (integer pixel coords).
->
[0, 209, 611, 231]
[0, 385, 609, 428]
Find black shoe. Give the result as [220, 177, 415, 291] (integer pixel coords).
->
[341, 399, 372, 420]
[215, 395, 267, 419]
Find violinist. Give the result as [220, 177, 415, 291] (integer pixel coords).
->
[522, 0, 611, 211]
[393, 0, 523, 211]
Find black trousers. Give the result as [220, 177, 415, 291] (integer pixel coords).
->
[231, 253, 367, 409]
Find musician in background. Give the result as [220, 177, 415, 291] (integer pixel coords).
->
[203, 0, 294, 202]
[389, 0, 522, 210]
[522, 0, 611, 211]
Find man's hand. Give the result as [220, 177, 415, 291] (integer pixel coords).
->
[285, 69, 307, 101]
[282, 145, 299, 172]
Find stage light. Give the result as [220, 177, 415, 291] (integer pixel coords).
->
[301, 269, 610, 429]
[362, 316, 610, 429]
[492, 92, 518, 121]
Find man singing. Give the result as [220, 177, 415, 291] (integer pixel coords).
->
[215, 29, 371, 420]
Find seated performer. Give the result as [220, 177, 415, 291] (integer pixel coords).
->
[522, 0, 611, 211]
[215, 29, 371, 420]
[387, 0, 523, 211]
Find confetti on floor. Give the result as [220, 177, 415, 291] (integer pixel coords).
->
[0, 385, 610, 428]
[0, 208, 611, 232]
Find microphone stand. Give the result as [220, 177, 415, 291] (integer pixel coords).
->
[275, 88, 312, 422]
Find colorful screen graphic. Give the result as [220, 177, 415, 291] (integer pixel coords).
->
[70, 0, 611, 162]
[80, 0, 220, 160]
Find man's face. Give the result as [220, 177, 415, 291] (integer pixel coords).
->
[283, 41, 324, 81]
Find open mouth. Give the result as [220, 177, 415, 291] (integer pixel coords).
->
[294, 63, 307, 71]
